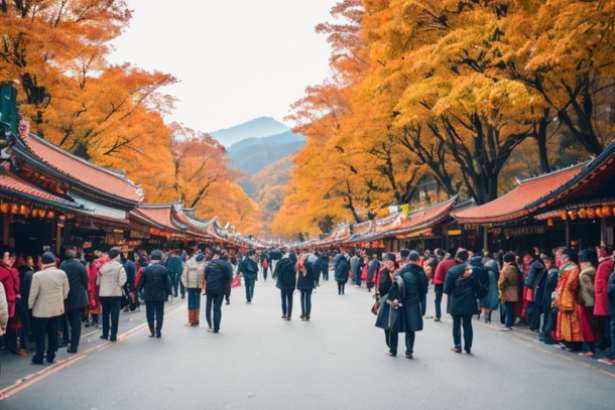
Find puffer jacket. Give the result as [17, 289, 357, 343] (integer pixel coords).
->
[578, 262, 596, 307]
[499, 264, 520, 303]
[0, 282, 8, 336]
[594, 259, 613, 316]
[181, 256, 205, 289]
[97, 260, 127, 297]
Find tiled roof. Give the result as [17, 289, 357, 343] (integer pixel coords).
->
[0, 172, 82, 210]
[135, 206, 177, 232]
[453, 164, 586, 225]
[20, 133, 142, 203]
[391, 196, 457, 235]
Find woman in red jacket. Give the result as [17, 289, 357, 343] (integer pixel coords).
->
[594, 249, 613, 351]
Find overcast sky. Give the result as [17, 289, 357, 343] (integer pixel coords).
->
[109, 0, 336, 133]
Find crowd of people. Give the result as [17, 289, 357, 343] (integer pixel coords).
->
[0, 242, 614, 369]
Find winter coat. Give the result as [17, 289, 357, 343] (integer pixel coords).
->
[499, 264, 520, 303]
[0, 282, 7, 336]
[59, 259, 89, 311]
[0, 264, 16, 317]
[434, 258, 456, 285]
[239, 258, 259, 280]
[166, 255, 184, 275]
[274, 257, 297, 290]
[97, 261, 127, 297]
[379, 268, 394, 297]
[350, 255, 360, 275]
[28, 267, 70, 318]
[122, 260, 137, 293]
[444, 263, 479, 316]
[480, 260, 500, 310]
[578, 262, 596, 307]
[19, 269, 34, 310]
[204, 259, 233, 296]
[137, 263, 172, 302]
[594, 259, 613, 316]
[333, 253, 350, 283]
[367, 259, 380, 282]
[607, 264, 615, 315]
[469, 256, 489, 300]
[181, 256, 205, 289]
[297, 254, 319, 290]
[317, 255, 329, 275]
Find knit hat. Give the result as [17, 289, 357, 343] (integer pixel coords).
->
[456, 250, 469, 262]
[386, 253, 397, 262]
[436, 249, 445, 257]
[503, 252, 516, 263]
[196, 254, 205, 262]
[400, 249, 410, 260]
[580, 249, 598, 264]
[561, 247, 576, 259]
[151, 250, 162, 261]
[42, 252, 56, 265]
[108, 249, 121, 260]
[409, 251, 420, 262]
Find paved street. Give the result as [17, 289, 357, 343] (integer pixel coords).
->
[0, 275, 613, 410]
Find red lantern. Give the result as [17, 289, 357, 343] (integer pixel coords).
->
[547, 218, 553, 227]
[20, 205, 28, 215]
[603, 206, 612, 217]
[0, 203, 8, 213]
[596, 207, 603, 218]
[578, 208, 587, 219]
[39, 209, 46, 218]
[568, 210, 577, 220]
[586, 208, 596, 219]
[10, 203, 18, 214]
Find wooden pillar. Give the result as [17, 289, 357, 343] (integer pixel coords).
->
[3, 213, 8, 246]
[565, 218, 570, 246]
[55, 221, 62, 255]
[483, 226, 489, 252]
[601, 216, 607, 247]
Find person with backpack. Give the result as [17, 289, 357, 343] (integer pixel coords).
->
[444, 250, 478, 354]
[239, 252, 259, 304]
[366, 255, 381, 293]
[333, 249, 350, 295]
[273, 251, 298, 320]
[262, 255, 270, 281]
[203, 249, 234, 333]
[317, 252, 329, 281]
[167, 251, 185, 300]
[297, 251, 319, 321]
[481, 259, 501, 324]
[469, 255, 490, 320]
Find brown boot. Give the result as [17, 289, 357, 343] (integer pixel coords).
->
[192, 309, 200, 326]
[185, 310, 193, 326]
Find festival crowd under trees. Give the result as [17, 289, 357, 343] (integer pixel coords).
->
[0, 1, 265, 236]
[272, 0, 615, 241]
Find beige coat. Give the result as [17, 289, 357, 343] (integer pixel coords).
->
[181, 257, 205, 289]
[97, 261, 127, 297]
[578, 262, 596, 307]
[28, 267, 70, 318]
[0, 283, 8, 335]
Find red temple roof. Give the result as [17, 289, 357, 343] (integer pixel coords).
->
[0, 172, 81, 209]
[453, 164, 586, 225]
[392, 196, 457, 235]
[19, 133, 143, 203]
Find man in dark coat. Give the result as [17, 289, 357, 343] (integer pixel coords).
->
[524, 253, 549, 331]
[273, 251, 297, 320]
[376, 251, 427, 359]
[60, 249, 89, 353]
[167, 251, 185, 299]
[239, 253, 259, 304]
[121, 248, 138, 312]
[297, 252, 319, 321]
[137, 250, 172, 338]
[366, 256, 381, 293]
[443, 250, 478, 354]
[317, 252, 329, 281]
[204, 249, 234, 333]
[333, 249, 350, 295]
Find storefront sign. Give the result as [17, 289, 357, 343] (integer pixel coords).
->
[447, 229, 462, 236]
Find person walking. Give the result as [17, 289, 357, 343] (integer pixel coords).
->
[318, 252, 329, 281]
[121, 247, 137, 312]
[498, 252, 520, 331]
[297, 252, 319, 321]
[59, 249, 88, 353]
[97, 249, 127, 342]
[137, 250, 172, 338]
[167, 251, 185, 300]
[444, 250, 478, 354]
[273, 251, 297, 320]
[203, 249, 234, 333]
[28, 252, 69, 365]
[333, 249, 350, 295]
[239, 253, 259, 304]
[481, 259, 501, 324]
[433, 248, 455, 322]
[181, 252, 205, 326]
[366, 255, 381, 293]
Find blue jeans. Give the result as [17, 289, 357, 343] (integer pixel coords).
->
[187, 288, 201, 310]
[386, 330, 415, 356]
[504, 301, 515, 328]
[245, 277, 255, 302]
[434, 284, 443, 319]
[206, 294, 224, 331]
[281, 288, 293, 318]
[171, 272, 185, 297]
[146, 301, 165, 335]
[99, 296, 121, 340]
[452, 314, 473, 352]
[608, 316, 615, 360]
[300, 289, 312, 319]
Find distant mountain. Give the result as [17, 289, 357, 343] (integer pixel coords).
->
[209, 117, 290, 147]
[251, 154, 297, 224]
[228, 140, 305, 176]
[227, 130, 305, 154]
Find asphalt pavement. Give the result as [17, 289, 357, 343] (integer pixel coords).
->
[0, 273, 613, 409]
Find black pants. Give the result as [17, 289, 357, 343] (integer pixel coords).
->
[146, 301, 165, 335]
[281, 288, 293, 318]
[385, 330, 415, 356]
[245, 277, 255, 302]
[322, 269, 328, 281]
[337, 281, 346, 294]
[32, 316, 58, 364]
[171, 272, 185, 297]
[434, 284, 444, 319]
[300, 289, 312, 319]
[206, 294, 224, 331]
[452, 314, 473, 352]
[66, 307, 84, 349]
[225, 288, 231, 303]
[263, 267, 268, 280]
[99, 296, 121, 340]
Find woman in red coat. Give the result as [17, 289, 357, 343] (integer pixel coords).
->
[594, 249, 613, 350]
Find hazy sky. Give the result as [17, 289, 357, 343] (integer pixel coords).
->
[109, 0, 336, 133]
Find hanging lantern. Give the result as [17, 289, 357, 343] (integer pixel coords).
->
[47, 211, 55, 219]
[586, 208, 596, 219]
[19, 205, 28, 215]
[561, 210, 567, 220]
[10, 203, 18, 214]
[600, 205, 611, 217]
[39, 209, 46, 218]
[596, 207, 603, 218]
[31, 209, 37, 218]
[547, 218, 553, 227]
[0, 203, 8, 214]
[578, 208, 587, 219]
[568, 210, 577, 220]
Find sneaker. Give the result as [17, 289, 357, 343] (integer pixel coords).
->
[597, 358, 615, 365]
[499, 327, 512, 331]
[578, 352, 594, 357]
[100, 335, 108, 340]
[451, 347, 461, 353]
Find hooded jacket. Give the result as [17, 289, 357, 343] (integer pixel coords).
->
[499, 264, 520, 303]
[578, 261, 596, 307]
[274, 255, 297, 290]
[204, 259, 233, 295]
[594, 259, 613, 316]
[137, 262, 172, 302]
[181, 256, 205, 289]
